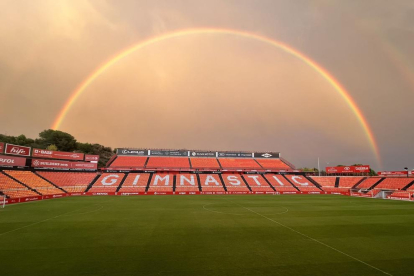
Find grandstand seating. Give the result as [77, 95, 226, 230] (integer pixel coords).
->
[38, 172, 96, 193]
[117, 173, 150, 193]
[264, 174, 298, 192]
[339, 177, 364, 188]
[109, 156, 147, 168]
[5, 170, 63, 195]
[88, 173, 124, 193]
[190, 158, 221, 170]
[199, 174, 225, 192]
[147, 173, 173, 192]
[146, 157, 190, 169]
[285, 175, 321, 192]
[0, 173, 38, 198]
[374, 178, 413, 190]
[255, 159, 291, 170]
[311, 177, 336, 187]
[175, 173, 200, 192]
[221, 173, 250, 192]
[388, 191, 412, 199]
[242, 174, 274, 192]
[218, 159, 261, 170]
[356, 178, 383, 189]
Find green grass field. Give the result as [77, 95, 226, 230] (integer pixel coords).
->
[1, 195, 414, 276]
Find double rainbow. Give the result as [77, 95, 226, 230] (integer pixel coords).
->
[51, 28, 380, 164]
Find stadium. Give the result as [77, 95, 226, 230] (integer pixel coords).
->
[2, 1, 414, 276]
[0, 143, 414, 275]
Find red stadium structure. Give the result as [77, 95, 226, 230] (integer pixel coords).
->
[0, 147, 414, 205]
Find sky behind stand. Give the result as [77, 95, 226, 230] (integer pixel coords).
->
[1, 0, 414, 170]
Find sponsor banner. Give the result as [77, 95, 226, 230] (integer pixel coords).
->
[253, 152, 280, 159]
[5, 143, 31, 156]
[0, 142, 3, 153]
[150, 150, 188, 157]
[0, 154, 26, 167]
[116, 149, 149, 156]
[32, 148, 84, 160]
[32, 159, 97, 170]
[217, 152, 253, 158]
[71, 162, 97, 170]
[326, 165, 370, 174]
[190, 151, 216, 157]
[85, 154, 100, 162]
[378, 171, 411, 176]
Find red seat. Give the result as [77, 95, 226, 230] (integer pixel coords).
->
[146, 157, 190, 169]
[221, 173, 250, 192]
[118, 173, 150, 193]
[175, 173, 199, 192]
[218, 158, 261, 170]
[264, 174, 297, 192]
[147, 173, 173, 192]
[38, 172, 96, 193]
[374, 178, 413, 190]
[88, 173, 124, 193]
[199, 174, 225, 192]
[0, 173, 38, 198]
[109, 156, 147, 169]
[356, 178, 383, 189]
[242, 175, 273, 192]
[284, 175, 320, 192]
[338, 177, 364, 188]
[5, 171, 63, 195]
[191, 158, 221, 170]
[255, 159, 291, 170]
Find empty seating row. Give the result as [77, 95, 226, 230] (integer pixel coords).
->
[110, 156, 147, 168]
[38, 172, 96, 193]
[255, 159, 291, 170]
[374, 178, 413, 190]
[311, 177, 336, 187]
[4, 171, 63, 195]
[0, 173, 38, 198]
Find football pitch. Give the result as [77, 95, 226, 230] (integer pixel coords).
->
[1, 195, 414, 276]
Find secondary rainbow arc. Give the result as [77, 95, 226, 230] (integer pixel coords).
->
[51, 28, 381, 165]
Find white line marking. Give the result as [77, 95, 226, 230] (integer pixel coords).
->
[0, 199, 113, 237]
[202, 203, 244, 215]
[240, 205, 392, 276]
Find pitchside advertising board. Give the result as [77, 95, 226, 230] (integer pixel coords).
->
[190, 151, 216, 157]
[217, 152, 253, 158]
[0, 142, 4, 153]
[32, 148, 84, 161]
[150, 150, 188, 157]
[326, 165, 370, 174]
[253, 152, 280, 159]
[31, 159, 97, 170]
[5, 143, 31, 156]
[0, 154, 26, 167]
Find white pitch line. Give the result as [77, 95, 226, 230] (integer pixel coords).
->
[202, 203, 244, 216]
[241, 205, 392, 276]
[0, 199, 113, 237]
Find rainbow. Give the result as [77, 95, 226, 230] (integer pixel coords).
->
[51, 28, 381, 164]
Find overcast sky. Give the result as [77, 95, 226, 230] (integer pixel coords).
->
[1, 0, 413, 171]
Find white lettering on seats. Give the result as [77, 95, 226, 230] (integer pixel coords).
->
[132, 174, 140, 186]
[101, 175, 119, 185]
[154, 175, 170, 186]
[247, 175, 261, 186]
[180, 175, 195, 186]
[227, 175, 240, 186]
[204, 175, 220, 186]
[291, 176, 309, 186]
[272, 175, 285, 186]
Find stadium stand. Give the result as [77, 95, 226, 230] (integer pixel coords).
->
[388, 191, 412, 199]
[255, 159, 291, 170]
[146, 157, 190, 170]
[221, 173, 250, 192]
[356, 177, 383, 189]
[199, 174, 225, 192]
[374, 178, 413, 190]
[264, 174, 298, 192]
[339, 177, 364, 188]
[5, 170, 63, 195]
[38, 172, 96, 193]
[175, 173, 200, 192]
[285, 175, 321, 192]
[242, 174, 274, 192]
[109, 156, 147, 168]
[0, 173, 38, 198]
[190, 158, 221, 170]
[310, 176, 349, 193]
[219, 158, 261, 170]
[88, 173, 125, 193]
[147, 173, 174, 192]
[118, 173, 150, 193]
